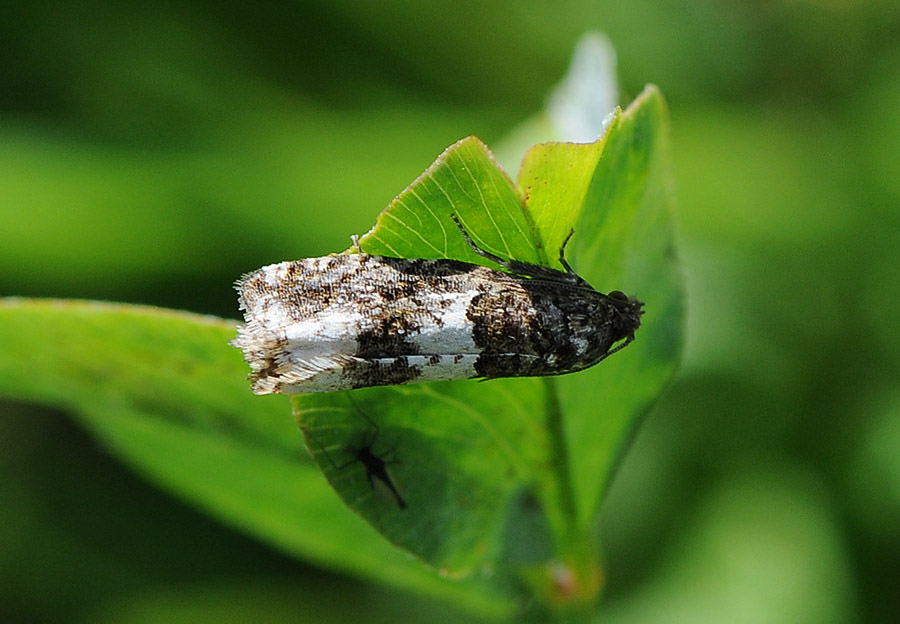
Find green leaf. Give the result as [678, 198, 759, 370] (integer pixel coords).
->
[0, 299, 512, 618]
[358, 136, 546, 266]
[297, 85, 684, 607]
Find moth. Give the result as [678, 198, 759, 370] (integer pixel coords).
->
[232, 216, 643, 394]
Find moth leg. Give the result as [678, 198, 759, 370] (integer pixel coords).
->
[450, 213, 551, 276]
[558, 229, 577, 276]
[450, 213, 590, 287]
[450, 213, 515, 270]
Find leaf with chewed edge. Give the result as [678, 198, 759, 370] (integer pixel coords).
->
[297, 86, 683, 606]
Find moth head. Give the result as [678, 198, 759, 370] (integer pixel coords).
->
[606, 290, 644, 338]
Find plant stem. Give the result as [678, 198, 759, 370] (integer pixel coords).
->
[543, 377, 578, 527]
[535, 378, 603, 619]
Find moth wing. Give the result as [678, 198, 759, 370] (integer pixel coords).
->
[250, 352, 364, 394]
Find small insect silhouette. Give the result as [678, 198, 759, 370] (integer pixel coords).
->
[310, 400, 407, 510]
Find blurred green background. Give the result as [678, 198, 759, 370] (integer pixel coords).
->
[2, 1, 899, 622]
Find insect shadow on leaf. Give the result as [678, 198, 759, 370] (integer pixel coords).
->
[308, 397, 408, 510]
